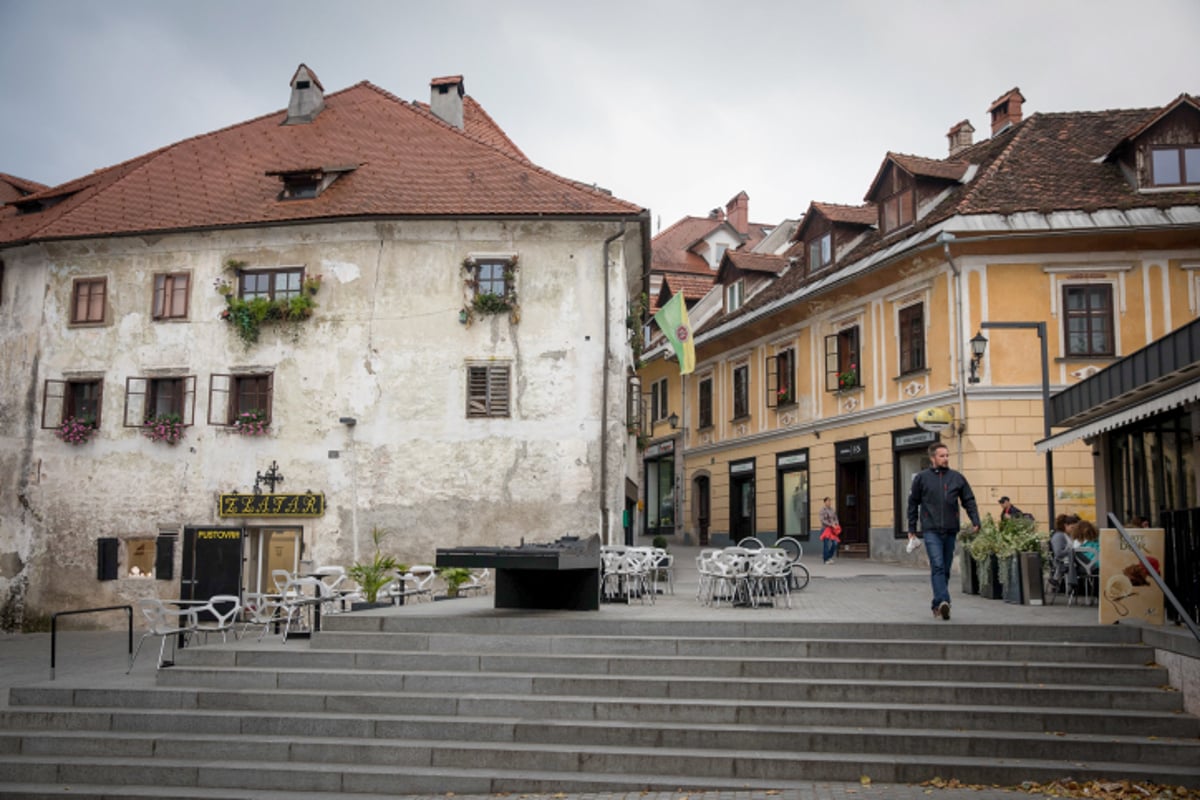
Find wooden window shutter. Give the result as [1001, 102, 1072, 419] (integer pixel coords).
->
[155, 536, 175, 580]
[467, 365, 511, 418]
[824, 334, 840, 392]
[765, 355, 779, 409]
[97, 538, 118, 581]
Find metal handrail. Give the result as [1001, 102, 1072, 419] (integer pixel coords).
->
[1107, 513, 1200, 643]
[50, 604, 133, 680]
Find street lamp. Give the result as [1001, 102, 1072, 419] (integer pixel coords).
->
[968, 331, 988, 384]
[668, 412, 679, 430]
[978, 321, 1055, 523]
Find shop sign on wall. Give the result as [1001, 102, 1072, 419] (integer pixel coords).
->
[218, 492, 325, 518]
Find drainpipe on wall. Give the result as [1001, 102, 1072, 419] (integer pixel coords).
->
[600, 223, 626, 545]
[940, 232, 968, 464]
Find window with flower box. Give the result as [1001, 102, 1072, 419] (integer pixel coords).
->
[240, 268, 303, 302]
[71, 277, 107, 324]
[466, 363, 510, 418]
[42, 378, 103, 429]
[124, 376, 196, 427]
[766, 348, 796, 408]
[152, 272, 190, 320]
[825, 327, 861, 392]
[208, 372, 274, 427]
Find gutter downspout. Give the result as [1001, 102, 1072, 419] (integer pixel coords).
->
[600, 222, 627, 545]
[941, 232, 968, 464]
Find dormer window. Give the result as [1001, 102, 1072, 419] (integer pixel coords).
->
[726, 279, 744, 312]
[881, 189, 914, 233]
[266, 165, 355, 201]
[808, 233, 832, 270]
[1150, 145, 1200, 187]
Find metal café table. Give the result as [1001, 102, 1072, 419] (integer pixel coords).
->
[436, 535, 601, 611]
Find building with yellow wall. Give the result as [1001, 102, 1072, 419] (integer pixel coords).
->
[638, 89, 1200, 560]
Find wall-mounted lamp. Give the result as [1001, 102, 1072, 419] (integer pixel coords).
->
[668, 412, 679, 430]
[339, 417, 357, 426]
[967, 331, 988, 384]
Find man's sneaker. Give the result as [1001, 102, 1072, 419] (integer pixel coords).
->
[938, 601, 951, 620]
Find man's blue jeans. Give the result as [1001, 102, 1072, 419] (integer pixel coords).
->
[822, 537, 838, 563]
[922, 530, 957, 609]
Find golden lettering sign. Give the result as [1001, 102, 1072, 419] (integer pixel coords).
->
[218, 493, 325, 518]
[197, 530, 242, 540]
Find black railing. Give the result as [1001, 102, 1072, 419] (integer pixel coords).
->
[1115, 512, 1199, 641]
[1160, 507, 1200, 627]
[49, 605, 133, 680]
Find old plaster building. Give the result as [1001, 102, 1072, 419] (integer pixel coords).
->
[0, 66, 649, 625]
[639, 89, 1200, 558]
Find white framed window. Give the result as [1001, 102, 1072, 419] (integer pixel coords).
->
[650, 377, 668, 421]
[726, 280, 744, 313]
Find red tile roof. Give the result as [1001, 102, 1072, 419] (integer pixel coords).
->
[700, 95, 1200, 337]
[724, 250, 786, 275]
[659, 271, 716, 302]
[0, 173, 48, 206]
[0, 80, 641, 246]
[651, 215, 726, 274]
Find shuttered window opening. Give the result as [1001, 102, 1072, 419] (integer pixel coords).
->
[467, 364, 511, 418]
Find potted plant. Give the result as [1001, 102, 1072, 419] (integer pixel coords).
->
[995, 515, 1041, 604]
[958, 526, 980, 595]
[838, 364, 858, 391]
[233, 408, 269, 436]
[967, 516, 1004, 599]
[348, 528, 399, 610]
[437, 567, 473, 599]
[142, 413, 185, 445]
[55, 416, 98, 445]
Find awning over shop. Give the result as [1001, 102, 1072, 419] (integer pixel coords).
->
[1036, 380, 1200, 453]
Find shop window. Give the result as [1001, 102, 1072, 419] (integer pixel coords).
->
[777, 450, 810, 541]
[125, 538, 157, 578]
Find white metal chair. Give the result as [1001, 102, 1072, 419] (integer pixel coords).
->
[128, 598, 198, 672]
[240, 592, 284, 640]
[459, 568, 491, 596]
[279, 576, 328, 642]
[403, 566, 436, 602]
[193, 594, 242, 644]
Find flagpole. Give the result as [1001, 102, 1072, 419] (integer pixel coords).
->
[679, 371, 687, 542]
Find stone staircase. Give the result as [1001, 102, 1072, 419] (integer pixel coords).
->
[1, 614, 1198, 798]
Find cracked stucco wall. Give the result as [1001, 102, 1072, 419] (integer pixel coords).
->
[0, 218, 641, 627]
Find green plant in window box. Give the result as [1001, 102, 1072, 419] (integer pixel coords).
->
[142, 413, 186, 445]
[837, 364, 858, 391]
[216, 260, 320, 346]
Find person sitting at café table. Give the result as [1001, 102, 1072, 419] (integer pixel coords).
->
[1073, 519, 1100, 567]
[1050, 513, 1078, 562]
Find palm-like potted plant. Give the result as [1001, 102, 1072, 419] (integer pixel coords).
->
[348, 527, 399, 609]
[437, 567, 473, 599]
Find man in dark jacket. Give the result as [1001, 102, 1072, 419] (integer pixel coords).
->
[999, 496, 1025, 521]
[907, 442, 980, 620]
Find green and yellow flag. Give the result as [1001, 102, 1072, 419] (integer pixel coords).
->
[653, 292, 695, 375]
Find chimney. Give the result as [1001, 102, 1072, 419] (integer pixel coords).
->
[946, 119, 975, 156]
[725, 191, 749, 236]
[430, 75, 465, 129]
[285, 64, 325, 125]
[988, 87, 1025, 136]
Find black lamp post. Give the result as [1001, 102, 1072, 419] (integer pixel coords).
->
[977, 321, 1055, 523]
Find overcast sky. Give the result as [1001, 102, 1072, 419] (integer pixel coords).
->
[2, 0, 1198, 232]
